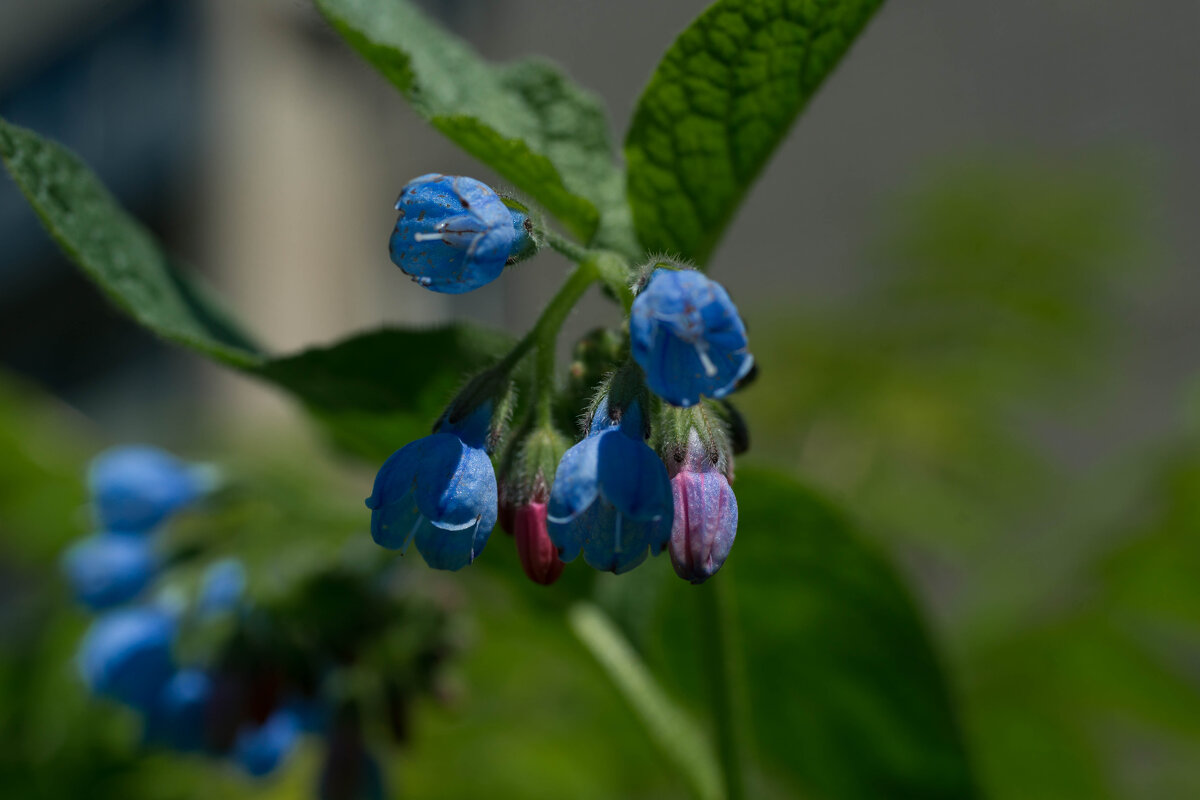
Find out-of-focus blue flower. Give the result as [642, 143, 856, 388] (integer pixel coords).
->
[366, 403, 498, 571]
[89, 445, 208, 532]
[547, 399, 673, 573]
[668, 432, 738, 584]
[61, 532, 158, 610]
[233, 707, 301, 777]
[146, 668, 213, 752]
[630, 268, 753, 407]
[196, 558, 246, 617]
[78, 607, 176, 711]
[389, 174, 529, 294]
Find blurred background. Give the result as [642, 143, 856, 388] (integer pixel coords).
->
[1, 0, 1198, 798]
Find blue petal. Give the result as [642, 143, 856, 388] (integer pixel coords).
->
[78, 607, 176, 711]
[630, 269, 752, 406]
[196, 558, 246, 617]
[439, 401, 492, 450]
[365, 439, 426, 550]
[88, 446, 203, 532]
[414, 437, 496, 528]
[597, 432, 674, 523]
[413, 445, 498, 571]
[547, 437, 602, 522]
[146, 668, 213, 751]
[234, 708, 301, 777]
[61, 532, 158, 610]
[390, 175, 513, 294]
[573, 500, 666, 574]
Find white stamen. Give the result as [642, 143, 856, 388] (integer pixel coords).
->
[695, 343, 719, 377]
[413, 232, 444, 242]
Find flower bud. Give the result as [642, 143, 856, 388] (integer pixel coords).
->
[233, 707, 301, 777]
[77, 606, 177, 711]
[61, 532, 158, 610]
[657, 405, 738, 583]
[515, 500, 564, 585]
[389, 174, 530, 294]
[498, 426, 571, 584]
[88, 445, 209, 532]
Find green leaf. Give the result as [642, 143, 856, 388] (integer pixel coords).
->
[1, 118, 514, 458]
[0, 117, 261, 367]
[254, 326, 513, 461]
[650, 467, 976, 798]
[314, 0, 633, 251]
[625, 0, 886, 264]
[569, 602, 723, 800]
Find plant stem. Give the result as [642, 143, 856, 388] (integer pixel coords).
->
[545, 229, 591, 263]
[699, 578, 745, 800]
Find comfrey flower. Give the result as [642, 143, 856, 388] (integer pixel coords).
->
[366, 402, 498, 571]
[389, 174, 535, 294]
[61, 532, 158, 610]
[630, 266, 753, 407]
[498, 426, 570, 585]
[667, 430, 738, 584]
[146, 668, 214, 752]
[234, 707, 301, 777]
[658, 405, 739, 583]
[196, 558, 247, 617]
[77, 606, 177, 711]
[548, 396, 673, 574]
[88, 445, 210, 532]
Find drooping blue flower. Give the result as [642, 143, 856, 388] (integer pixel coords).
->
[233, 707, 301, 777]
[547, 399, 673, 574]
[630, 268, 754, 407]
[389, 174, 530, 294]
[146, 668, 214, 752]
[77, 606, 177, 711]
[366, 403, 498, 571]
[61, 532, 158, 610]
[89, 445, 208, 532]
[196, 558, 247, 617]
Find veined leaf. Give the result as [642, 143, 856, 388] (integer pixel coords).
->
[625, 0, 886, 265]
[0, 117, 261, 367]
[650, 467, 977, 798]
[315, 0, 633, 252]
[0, 118, 509, 456]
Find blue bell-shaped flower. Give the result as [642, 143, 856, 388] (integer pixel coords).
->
[547, 398, 673, 574]
[630, 267, 753, 407]
[389, 174, 533, 294]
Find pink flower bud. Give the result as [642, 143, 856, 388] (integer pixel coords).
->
[514, 501, 565, 586]
[669, 467, 737, 584]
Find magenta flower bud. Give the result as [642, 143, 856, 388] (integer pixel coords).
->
[664, 425, 738, 584]
[514, 500, 564, 586]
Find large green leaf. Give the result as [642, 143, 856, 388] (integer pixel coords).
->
[625, 0, 886, 264]
[258, 325, 512, 461]
[0, 117, 261, 367]
[650, 467, 976, 798]
[0, 118, 509, 456]
[314, 0, 633, 252]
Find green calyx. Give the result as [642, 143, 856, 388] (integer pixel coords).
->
[656, 401, 734, 480]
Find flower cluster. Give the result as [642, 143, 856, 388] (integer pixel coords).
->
[65, 447, 462, 799]
[372, 177, 755, 585]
